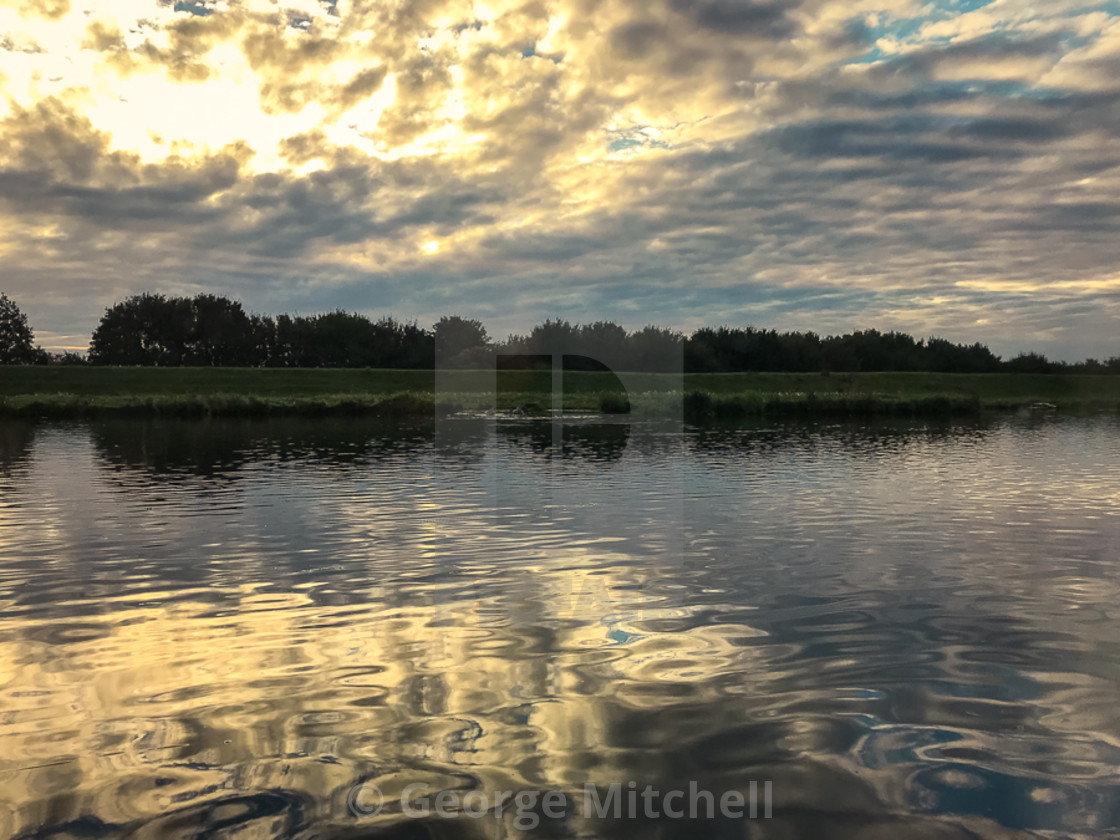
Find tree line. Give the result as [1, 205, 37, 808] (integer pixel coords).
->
[2, 291, 1119, 373]
[86, 293, 435, 368]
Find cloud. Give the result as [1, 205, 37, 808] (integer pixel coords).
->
[668, 0, 800, 38]
[13, 0, 68, 21]
[0, 0, 1119, 358]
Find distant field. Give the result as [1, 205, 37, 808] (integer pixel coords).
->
[1, 366, 1118, 418]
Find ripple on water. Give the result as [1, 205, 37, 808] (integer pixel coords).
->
[2, 416, 1120, 838]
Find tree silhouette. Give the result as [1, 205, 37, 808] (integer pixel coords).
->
[1005, 352, 1056, 374]
[0, 293, 36, 364]
[90, 293, 182, 365]
[82, 292, 1118, 373]
[90, 293, 254, 366]
[188, 294, 253, 365]
[434, 315, 489, 364]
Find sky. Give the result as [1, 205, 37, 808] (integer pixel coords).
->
[0, 0, 1118, 359]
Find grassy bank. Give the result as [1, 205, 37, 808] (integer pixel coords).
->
[2, 366, 1118, 420]
[0, 391, 441, 420]
[0, 366, 434, 397]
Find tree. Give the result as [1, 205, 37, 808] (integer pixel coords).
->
[90, 293, 258, 366]
[434, 316, 489, 365]
[0, 293, 36, 364]
[381, 318, 434, 369]
[1004, 351, 1055, 374]
[526, 318, 578, 355]
[187, 294, 253, 366]
[300, 311, 379, 367]
[626, 325, 684, 372]
[90, 293, 189, 365]
[572, 321, 628, 369]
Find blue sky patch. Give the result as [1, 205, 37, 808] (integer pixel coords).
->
[171, 0, 213, 16]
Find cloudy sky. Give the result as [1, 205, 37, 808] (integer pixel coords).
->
[1, 0, 1118, 358]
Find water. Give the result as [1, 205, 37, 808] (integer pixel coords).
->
[1, 414, 1119, 839]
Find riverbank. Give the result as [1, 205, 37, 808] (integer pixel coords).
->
[1, 367, 1118, 419]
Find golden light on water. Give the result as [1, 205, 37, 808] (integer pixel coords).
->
[5, 418, 1120, 836]
[0, 545, 764, 836]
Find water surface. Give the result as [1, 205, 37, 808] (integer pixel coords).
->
[2, 414, 1119, 839]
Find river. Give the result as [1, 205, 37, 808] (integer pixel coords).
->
[1, 414, 1119, 838]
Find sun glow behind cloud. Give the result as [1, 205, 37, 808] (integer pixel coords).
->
[2, 0, 1120, 358]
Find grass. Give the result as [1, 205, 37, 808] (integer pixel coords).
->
[2, 366, 1118, 420]
[0, 391, 440, 420]
[0, 366, 435, 397]
[680, 390, 981, 422]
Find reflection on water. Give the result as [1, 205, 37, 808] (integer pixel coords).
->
[0, 421, 34, 475]
[2, 415, 1120, 838]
